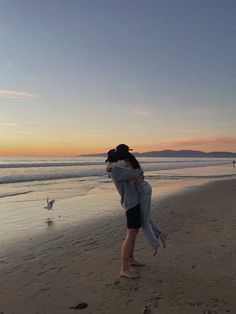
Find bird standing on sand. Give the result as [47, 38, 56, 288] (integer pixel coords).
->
[44, 197, 55, 210]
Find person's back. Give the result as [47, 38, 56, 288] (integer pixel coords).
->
[110, 162, 142, 210]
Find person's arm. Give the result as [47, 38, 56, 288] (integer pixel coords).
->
[133, 174, 144, 187]
[111, 165, 143, 181]
[106, 164, 112, 173]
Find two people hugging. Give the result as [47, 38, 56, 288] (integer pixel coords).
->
[106, 144, 167, 279]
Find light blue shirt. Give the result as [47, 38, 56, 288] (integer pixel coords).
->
[110, 163, 142, 210]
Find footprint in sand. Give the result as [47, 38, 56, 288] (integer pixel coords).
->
[57, 265, 67, 273]
[40, 286, 51, 292]
[69, 302, 88, 309]
[142, 305, 151, 314]
[0, 258, 9, 265]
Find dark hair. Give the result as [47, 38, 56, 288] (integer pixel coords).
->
[127, 153, 141, 169]
[105, 149, 117, 162]
[116, 144, 132, 152]
[116, 151, 141, 169]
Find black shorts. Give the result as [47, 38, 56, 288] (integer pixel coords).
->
[126, 204, 142, 229]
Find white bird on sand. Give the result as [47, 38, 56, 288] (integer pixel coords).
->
[44, 197, 55, 210]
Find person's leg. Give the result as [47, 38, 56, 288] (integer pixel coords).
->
[140, 193, 160, 255]
[120, 228, 139, 278]
[160, 232, 167, 249]
[140, 187, 167, 251]
[150, 218, 162, 237]
[150, 218, 167, 249]
[120, 204, 143, 278]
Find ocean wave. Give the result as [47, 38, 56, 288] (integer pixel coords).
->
[0, 157, 234, 185]
[0, 190, 32, 198]
[145, 173, 236, 180]
[0, 171, 106, 185]
[1, 169, 235, 185]
[0, 161, 103, 169]
[0, 159, 230, 169]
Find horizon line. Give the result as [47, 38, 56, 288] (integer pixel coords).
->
[1, 148, 236, 158]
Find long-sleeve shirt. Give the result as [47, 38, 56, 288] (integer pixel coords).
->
[110, 163, 143, 210]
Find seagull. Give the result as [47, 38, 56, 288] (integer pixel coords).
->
[44, 197, 55, 210]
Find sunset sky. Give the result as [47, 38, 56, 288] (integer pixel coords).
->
[0, 0, 235, 156]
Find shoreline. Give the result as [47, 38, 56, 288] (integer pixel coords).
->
[1, 178, 236, 313]
[0, 175, 229, 245]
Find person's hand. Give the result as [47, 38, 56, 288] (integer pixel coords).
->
[106, 165, 112, 172]
[133, 176, 143, 187]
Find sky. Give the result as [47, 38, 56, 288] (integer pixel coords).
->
[0, 0, 235, 156]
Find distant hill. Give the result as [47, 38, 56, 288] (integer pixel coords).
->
[79, 150, 236, 158]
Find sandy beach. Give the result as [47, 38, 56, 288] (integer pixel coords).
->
[0, 178, 236, 314]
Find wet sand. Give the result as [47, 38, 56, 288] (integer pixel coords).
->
[0, 178, 236, 314]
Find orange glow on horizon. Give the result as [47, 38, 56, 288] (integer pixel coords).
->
[1, 136, 236, 156]
[134, 136, 236, 154]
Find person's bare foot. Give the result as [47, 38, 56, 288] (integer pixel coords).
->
[160, 233, 167, 249]
[128, 258, 145, 267]
[153, 248, 158, 256]
[120, 270, 139, 279]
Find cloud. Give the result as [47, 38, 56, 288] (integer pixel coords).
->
[0, 90, 35, 99]
[170, 136, 236, 149]
[130, 106, 151, 116]
[141, 136, 236, 152]
[16, 131, 35, 135]
[27, 121, 40, 125]
[0, 122, 19, 127]
[181, 107, 212, 118]
[173, 129, 208, 133]
[129, 124, 148, 129]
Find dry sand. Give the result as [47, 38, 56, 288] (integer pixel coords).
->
[0, 179, 236, 314]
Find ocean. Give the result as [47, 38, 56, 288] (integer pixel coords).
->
[0, 156, 236, 244]
[0, 156, 235, 198]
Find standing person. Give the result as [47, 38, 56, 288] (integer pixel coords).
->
[106, 144, 144, 279]
[108, 146, 167, 255]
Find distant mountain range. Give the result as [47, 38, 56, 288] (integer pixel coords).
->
[79, 150, 236, 158]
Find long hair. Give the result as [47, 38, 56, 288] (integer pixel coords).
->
[116, 151, 141, 169]
[127, 153, 141, 169]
